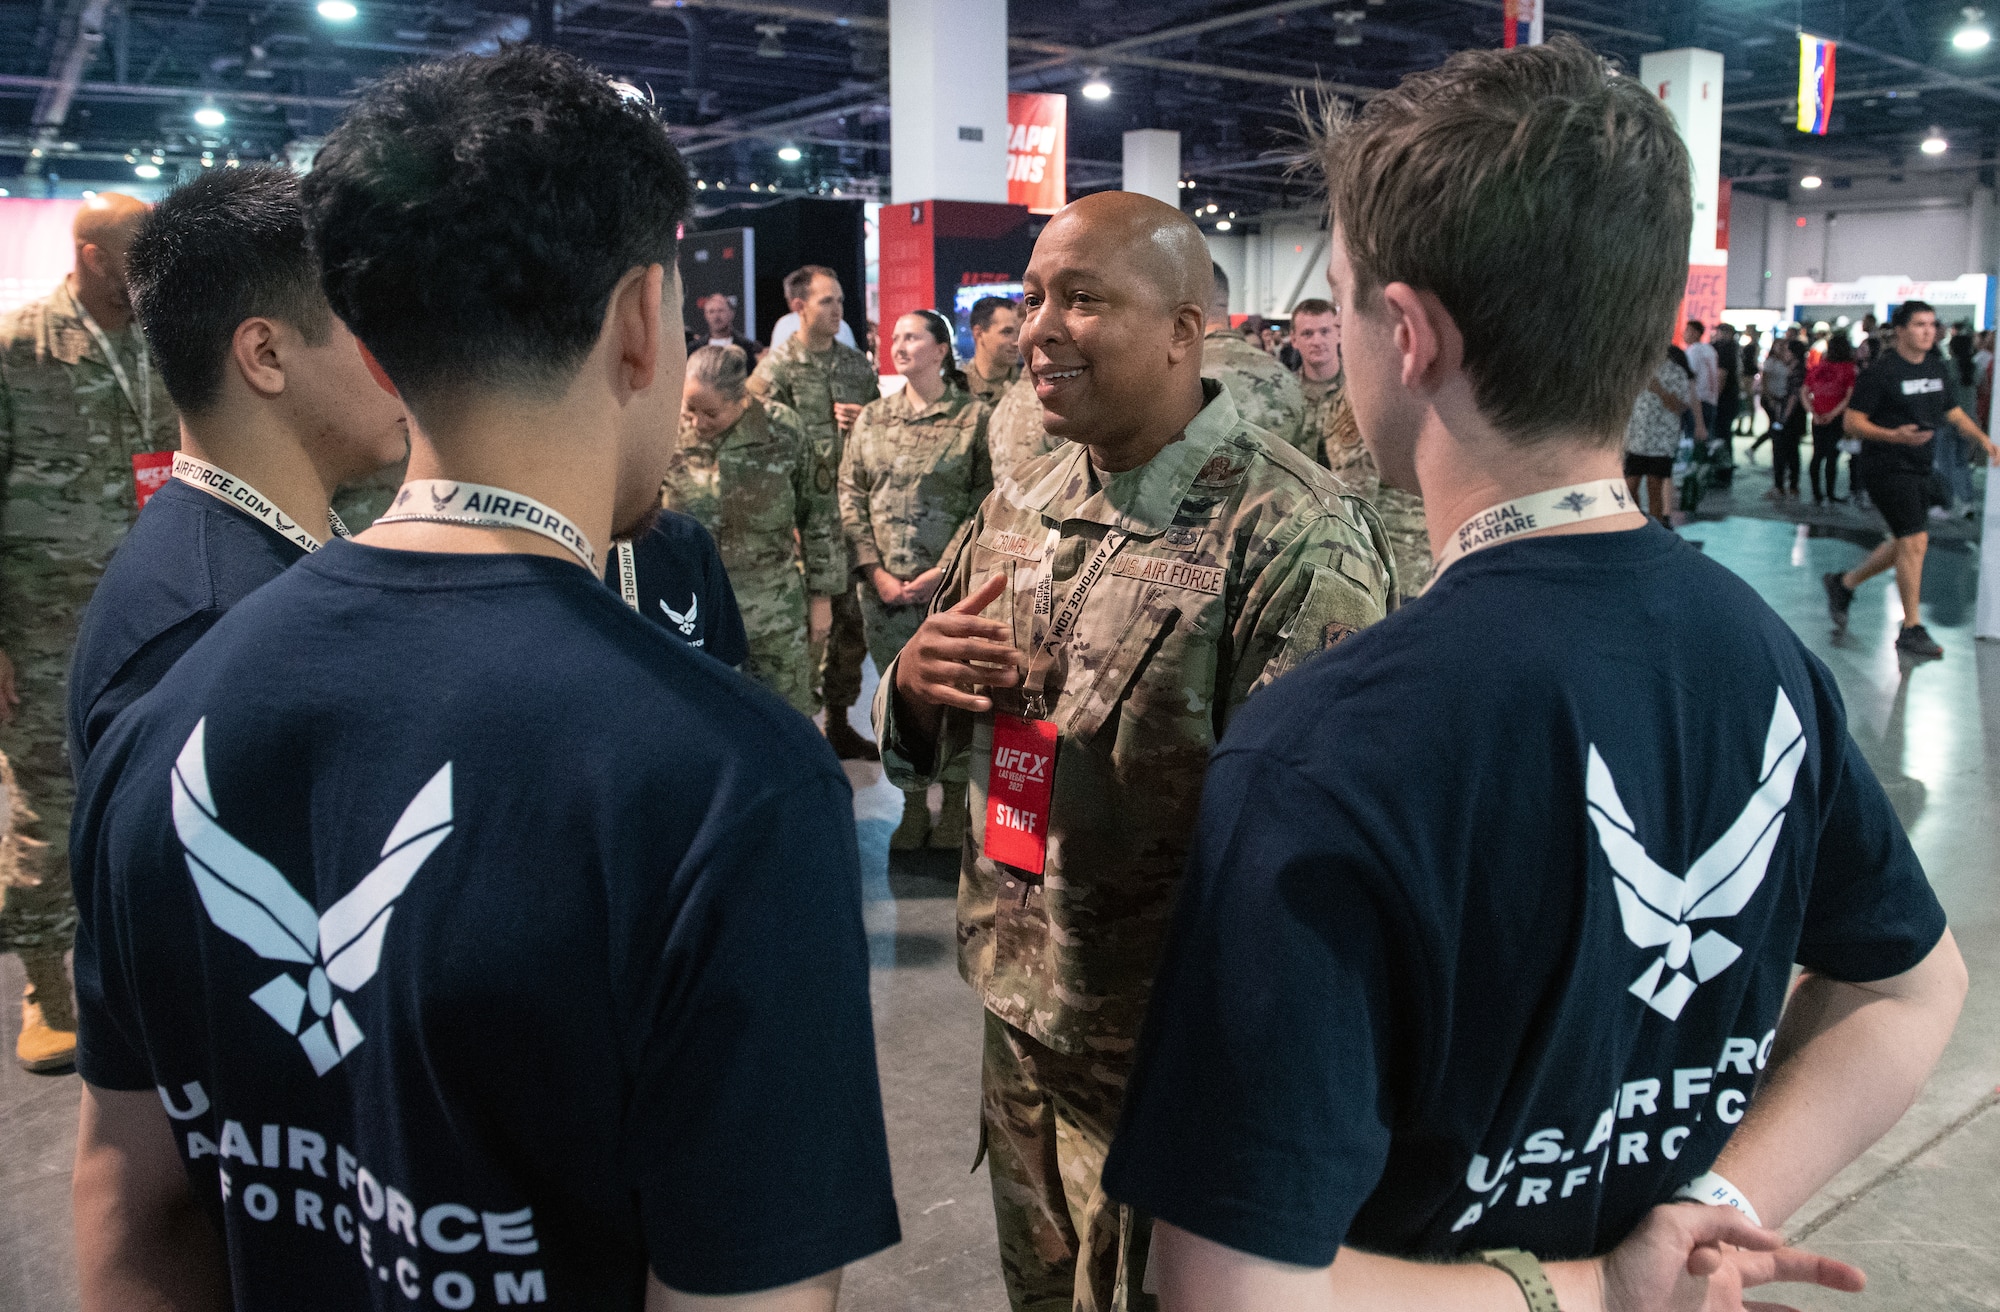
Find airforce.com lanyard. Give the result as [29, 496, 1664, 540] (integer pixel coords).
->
[71, 295, 153, 440]
[1021, 525, 1128, 720]
[1426, 478, 1636, 589]
[614, 541, 639, 610]
[375, 480, 597, 572]
[170, 452, 349, 552]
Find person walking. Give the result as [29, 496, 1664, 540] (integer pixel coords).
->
[1766, 338, 1807, 500]
[1711, 322, 1741, 478]
[1750, 334, 1789, 464]
[1806, 333, 1857, 505]
[1683, 319, 1719, 439]
[1624, 347, 1698, 523]
[0, 192, 179, 1072]
[1824, 301, 1999, 659]
[841, 311, 992, 852]
[1938, 326, 1980, 514]
[673, 344, 843, 712]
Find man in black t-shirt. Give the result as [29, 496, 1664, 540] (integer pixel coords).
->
[69, 166, 409, 773]
[1822, 300, 1997, 659]
[69, 48, 898, 1310]
[605, 509, 750, 665]
[1104, 39, 1967, 1312]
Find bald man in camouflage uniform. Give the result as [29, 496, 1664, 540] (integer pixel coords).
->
[1200, 263, 1310, 456]
[1307, 377, 1432, 603]
[0, 194, 177, 1070]
[748, 265, 881, 757]
[876, 193, 1389, 1312]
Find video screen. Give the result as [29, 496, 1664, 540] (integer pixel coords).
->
[952, 283, 1025, 362]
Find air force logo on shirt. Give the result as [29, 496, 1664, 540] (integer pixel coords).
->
[172, 719, 454, 1075]
[1587, 690, 1806, 1021]
[661, 593, 699, 636]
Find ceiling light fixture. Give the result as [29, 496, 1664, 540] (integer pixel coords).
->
[134, 163, 162, 179]
[1081, 69, 1112, 101]
[1799, 174, 1823, 188]
[1920, 130, 1949, 154]
[316, 0, 358, 20]
[193, 104, 225, 129]
[777, 145, 803, 162]
[1953, 7, 1991, 50]
[1215, 219, 1233, 231]
[756, 23, 788, 58]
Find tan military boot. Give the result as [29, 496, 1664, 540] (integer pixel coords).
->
[890, 789, 930, 851]
[17, 951, 77, 1073]
[929, 782, 969, 851]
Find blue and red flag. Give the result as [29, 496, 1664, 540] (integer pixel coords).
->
[1797, 33, 1836, 134]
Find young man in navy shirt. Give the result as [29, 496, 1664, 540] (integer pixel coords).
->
[605, 510, 750, 667]
[1105, 38, 1966, 1311]
[67, 166, 409, 771]
[69, 48, 898, 1310]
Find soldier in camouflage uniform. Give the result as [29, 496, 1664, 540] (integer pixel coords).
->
[1201, 262, 1311, 456]
[672, 344, 843, 715]
[965, 295, 1024, 407]
[747, 264, 881, 758]
[0, 193, 178, 1071]
[842, 312, 993, 851]
[1309, 378, 1432, 603]
[875, 194, 1389, 1312]
[989, 372, 1060, 478]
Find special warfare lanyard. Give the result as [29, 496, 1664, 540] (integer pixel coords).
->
[375, 480, 597, 572]
[171, 452, 349, 552]
[69, 288, 153, 440]
[614, 541, 639, 611]
[1427, 479, 1636, 588]
[1021, 525, 1129, 720]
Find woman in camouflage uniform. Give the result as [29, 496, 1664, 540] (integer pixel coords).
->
[668, 345, 843, 715]
[840, 312, 992, 850]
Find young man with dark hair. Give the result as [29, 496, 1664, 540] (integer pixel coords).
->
[68, 166, 408, 770]
[1822, 300, 1997, 660]
[965, 294, 1023, 406]
[1106, 38, 1965, 1310]
[68, 48, 898, 1311]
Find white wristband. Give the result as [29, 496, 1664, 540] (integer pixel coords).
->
[1674, 1170, 1762, 1226]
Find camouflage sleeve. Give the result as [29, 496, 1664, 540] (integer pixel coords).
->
[745, 354, 783, 405]
[1226, 506, 1388, 711]
[776, 404, 844, 596]
[872, 510, 982, 792]
[840, 404, 883, 574]
[969, 403, 994, 511]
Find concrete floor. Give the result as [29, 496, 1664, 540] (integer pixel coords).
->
[3, 461, 1996, 1310]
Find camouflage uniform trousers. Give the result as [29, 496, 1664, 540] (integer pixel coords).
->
[738, 565, 820, 718]
[983, 1010, 1155, 1312]
[815, 582, 868, 713]
[0, 565, 87, 1029]
[856, 585, 966, 786]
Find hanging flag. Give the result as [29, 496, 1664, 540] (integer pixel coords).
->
[1503, 0, 1544, 48]
[1796, 33, 1836, 134]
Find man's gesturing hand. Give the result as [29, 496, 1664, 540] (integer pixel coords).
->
[1597, 1203, 1863, 1312]
[893, 573, 1023, 741]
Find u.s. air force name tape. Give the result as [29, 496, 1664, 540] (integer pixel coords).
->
[377, 480, 596, 571]
[171, 452, 349, 553]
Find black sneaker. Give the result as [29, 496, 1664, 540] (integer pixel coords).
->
[1895, 624, 1944, 660]
[1821, 572, 1854, 631]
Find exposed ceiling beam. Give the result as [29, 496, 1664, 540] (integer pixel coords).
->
[1008, 0, 1348, 78]
[1449, 0, 1663, 45]
[33, 0, 114, 128]
[0, 72, 353, 110]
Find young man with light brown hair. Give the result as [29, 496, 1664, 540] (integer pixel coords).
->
[1106, 36, 1964, 1312]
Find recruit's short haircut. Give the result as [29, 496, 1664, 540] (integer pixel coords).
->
[126, 166, 331, 415]
[783, 264, 839, 305]
[1291, 297, 1335, 319]
[1308, 34, 1691, 445]
[969, 295, 1018, 331]
[1890, 300, 1934, 329]
[301, 46, 691, 407]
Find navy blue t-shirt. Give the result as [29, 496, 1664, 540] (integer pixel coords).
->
[67, 479, 305, 777]
[1103, 523, 1943, 1267]
[72, 541, 899, 1306]
[603, 510, 749, 667]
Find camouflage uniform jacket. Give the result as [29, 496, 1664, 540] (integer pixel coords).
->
[1202, 325, 1310, 457]
[1303, 373, 1432, 601]
[1, 281, 179, 612]
[840, 382, 993, 580]
[746, 333, 880, 474]
[987, 373, 1059, 478]
[874, 382, 1390, 1057]
[964, 356, 1021, 409]
[662, 398, 845, 600]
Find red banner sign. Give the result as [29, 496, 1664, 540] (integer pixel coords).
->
[1007, 93, 1067, 216]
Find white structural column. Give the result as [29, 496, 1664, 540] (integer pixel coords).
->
[1122, 129, 1181, 208]
[1638, 48, 1726, 266]
[890, 0, 1009, 203]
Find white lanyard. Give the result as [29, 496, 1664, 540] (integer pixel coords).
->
[170, 452, 348, 552]
[375, 480, 596, 571]
[70, 290, 153, 439]
[1022, 524, 1129, 719]
[1427, 478, 1636, 587]
[614, 541, 639, 610]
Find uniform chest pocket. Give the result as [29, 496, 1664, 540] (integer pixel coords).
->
[1060, 604, 1183, 744]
